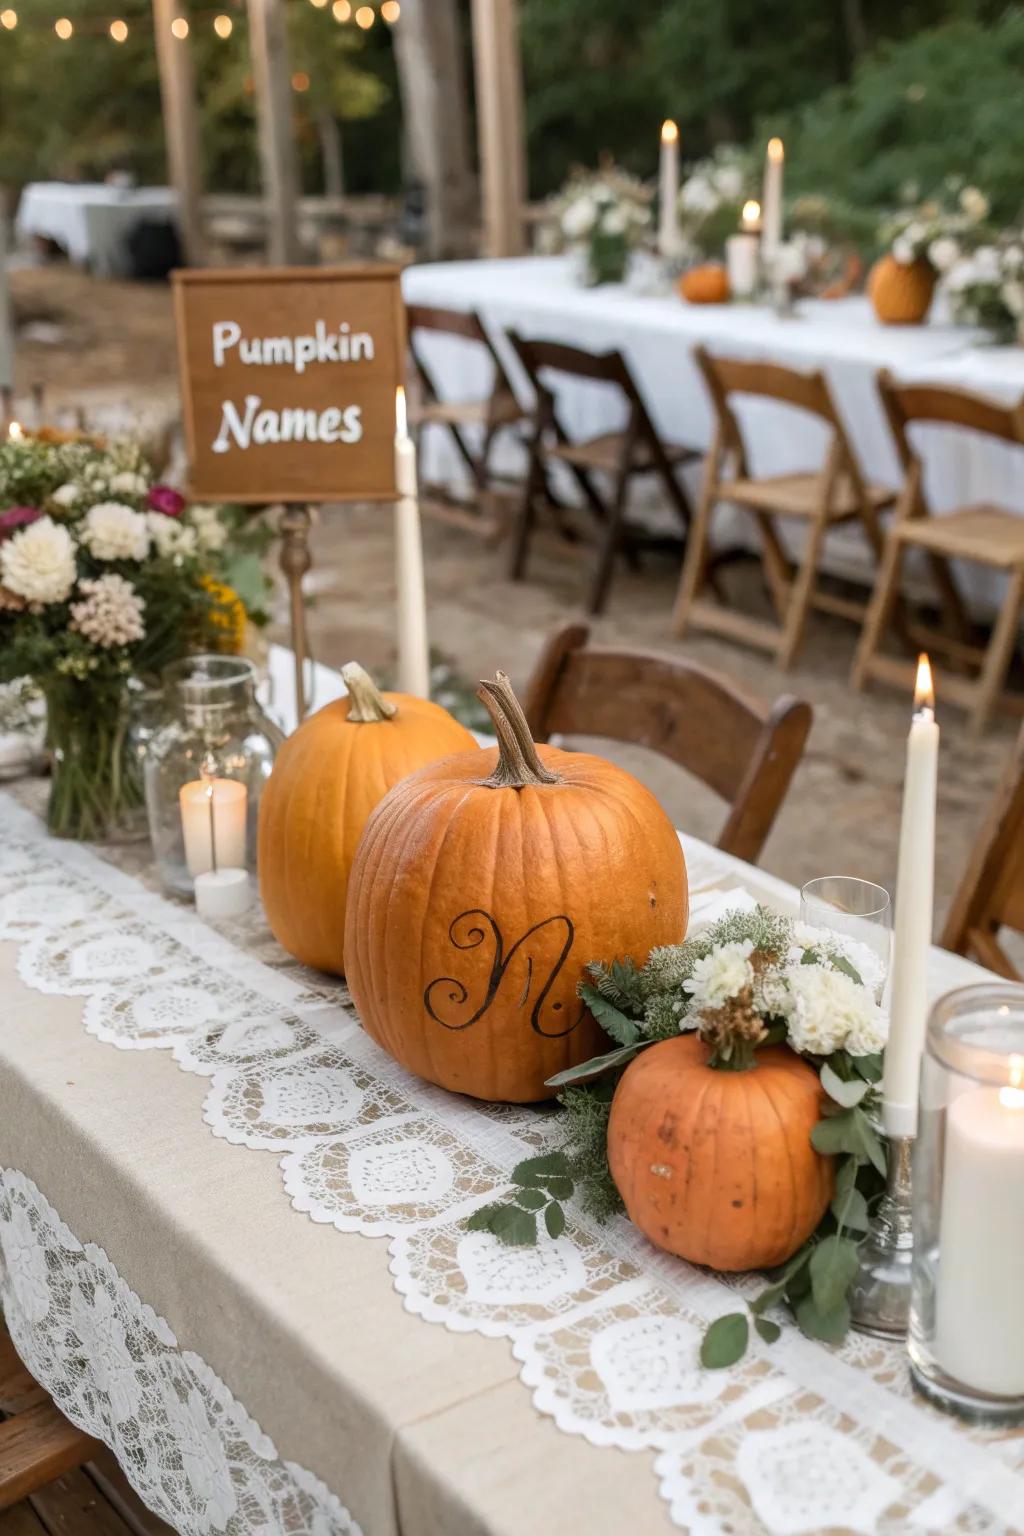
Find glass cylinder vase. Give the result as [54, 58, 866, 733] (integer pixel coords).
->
[144, 655, 283, 896]
[908, 983, 1024, 1425]
[43, 676, 146, 843]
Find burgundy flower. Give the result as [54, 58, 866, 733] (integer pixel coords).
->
[147, 485, 186, 518]
[0, 506, 42, 539]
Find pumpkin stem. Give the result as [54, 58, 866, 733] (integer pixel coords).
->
[477, 671, 561, 789]
[340, 661, 398, 723]
[698, 996, 767, 1072]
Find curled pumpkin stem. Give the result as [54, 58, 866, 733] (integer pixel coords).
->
[477, 670, 561, 789]
[341, 661, 397, 723]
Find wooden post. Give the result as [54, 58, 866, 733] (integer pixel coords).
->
[278, 505, 313, 720]
[470, 0, 527, 257]
[152, 0, 206, 267]
[245, 0, 303, 265]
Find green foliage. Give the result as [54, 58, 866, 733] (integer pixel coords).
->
[701, 1313, 749, 1369]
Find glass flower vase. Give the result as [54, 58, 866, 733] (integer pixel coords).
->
[43, 677, 146, 843]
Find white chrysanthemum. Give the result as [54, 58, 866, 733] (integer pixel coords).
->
[845, 1005, 889, 1058]
[187, 505, 228, 552]
[602, 205, 627, 237]
[147, 511, 197, 558]
[81, 502, 150, 561]
[752, 966, 791, 1020]
[0, 517, 77, 604]
[786, 964, 882, 1057]
[109, 470, 149, 498]
[69, 574, 145, 648]
[680, 175, 717, 214]
[682, 939, 754, 1012]
[928, 236, 960, 274]
[562, 196, 597, 240]
[50, 482, 82, 509]
[789, 922, 887, 1000]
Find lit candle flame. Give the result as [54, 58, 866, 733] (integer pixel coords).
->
[914, 652, 935, 715]
[742, 199, 761, 228]
[7, 420, 23, 441]
[661, 119, 679, 145]
[1000, 1053, 1024, 1109]
[395, 385, 408, 440]
[767, 136, 784, 162]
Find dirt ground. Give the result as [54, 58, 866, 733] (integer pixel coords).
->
[8, 263, 1020, 931]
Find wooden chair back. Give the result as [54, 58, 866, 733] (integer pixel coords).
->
[523, 623, 813, 863]
[941, 725, 1024, 978]
[695, 344, 861, 483]
[406, 303, 518, 400]
[507, 332, 665, 456]
[877, 371, 1024, 476]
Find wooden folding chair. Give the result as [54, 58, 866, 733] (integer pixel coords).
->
[851, 372, 1024, 735]
[941, 725, 1024, 978]
[0, 1319, 98, 1511]
[406, 304, 528, 539]
[523, 622, 812, 863]
[673, 346, 896, 668]
[507, 333, 698, 615]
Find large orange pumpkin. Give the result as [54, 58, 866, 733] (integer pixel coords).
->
[608, 1035, 833, 1270]
[344, 672, 688, 1102]
[258, 662, 476, 975]
[680, 263, 731, 305]
[867, 254, 936, 324]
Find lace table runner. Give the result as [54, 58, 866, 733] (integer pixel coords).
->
[1, 789, 1021, 1536]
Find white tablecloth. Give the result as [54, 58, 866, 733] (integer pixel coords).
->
[16, 183, 177, 276]
[402, 257, 1024, 613]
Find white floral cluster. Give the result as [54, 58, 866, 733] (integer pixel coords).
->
[70, 575, 146, 648]
[677, 147, 750, 219]
[680, 918, 888, 1059]
[885, 183, 990, 267]
[553, 166, 653, 247]
[943, 237, 1024, 338]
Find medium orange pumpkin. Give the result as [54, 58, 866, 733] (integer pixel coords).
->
[607, 1034, 833, 1271]
[344, 672, 688, 1103]
[867, 254, 936, 324]
[680, 263, 731, 305]
[258, 662, 476, 975]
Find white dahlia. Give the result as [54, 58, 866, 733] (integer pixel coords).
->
[0, 517, 77, 604]
[70, 575, 146, 648]
[81, 502, 150, 561]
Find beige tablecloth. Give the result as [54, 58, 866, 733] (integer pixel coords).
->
[0, 783, 1006, 1536]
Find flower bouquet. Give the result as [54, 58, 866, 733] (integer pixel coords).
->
[943, 237, 1024, 342]
[550, 162, 653, 285]
[0, 430, 273, 840]
[467, 905, 889, 1364]
[676, 145, 755, 259]
[871, 182, 992, 324]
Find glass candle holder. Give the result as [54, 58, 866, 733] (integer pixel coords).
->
[908, 983, 1024, 1425]
[144, 655, 283, 897]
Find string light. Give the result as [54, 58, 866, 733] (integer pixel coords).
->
[170, 16, 189, 38]
[355, 4, 373, 26]
[213, 13, 232, 37]
[381, 0, 399, 19]
[309, 0, 329, 7]
[0, 9, 17, 30]
[54, 16, 72, 38]
[332, 0, 350, 19]
[0, 1, 408, 46]
[291, 70, 309, 91]
[109, 18, 127, 41]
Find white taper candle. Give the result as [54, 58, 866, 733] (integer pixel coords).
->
[394, 386, 430, 699]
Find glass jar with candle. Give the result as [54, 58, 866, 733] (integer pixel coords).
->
[909, 983, 1024, 1425]
[144, 655, 283, 899]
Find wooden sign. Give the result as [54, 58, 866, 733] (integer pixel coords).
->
[172, 265, 405, 503]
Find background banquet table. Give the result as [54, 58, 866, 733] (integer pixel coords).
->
[3, 766, 1020, 1536]
[402, 257, 1024, 615]
[16, 183, 177, 276]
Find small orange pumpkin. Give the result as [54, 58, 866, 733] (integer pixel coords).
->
[867, 253, 936, 325]
[258, 662, 476, 975]
[344, 672, 688, 1102]
[607, 1034, 833, 1271]
[679, 263, 731, 305]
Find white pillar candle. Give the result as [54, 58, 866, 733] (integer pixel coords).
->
[179, 778, 247, 877]
[761, 137, 784, 260]
[933, 1072, 1024, 1396]
[394, 386, 430, 699]
[195, 867, 252, 919]
[883, 654, 939, 1137]
[658, 119, 681, 260]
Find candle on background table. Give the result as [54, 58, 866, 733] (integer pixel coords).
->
[394, 385, 430, 699]
[726, 198, 761, 298]
[933, 1051, 1024, 1397]
[179, 776, 247, 877]
[882, 654, 939, 1137]
[761, 137, 785, 260]
[658, 119, 681, 260]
